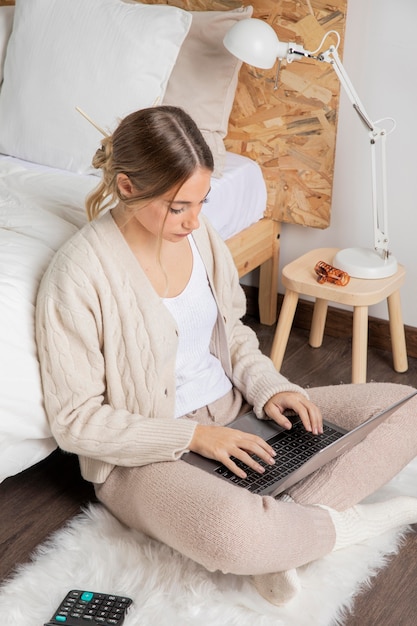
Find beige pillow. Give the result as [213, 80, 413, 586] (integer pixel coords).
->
[163, 6, 253, 177]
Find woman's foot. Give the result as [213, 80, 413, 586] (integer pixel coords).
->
[252, 568, 301, 606]
[252, 496, 417, 607]
[320, 496, 417, 550]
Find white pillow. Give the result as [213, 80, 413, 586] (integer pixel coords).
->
[0, 5, 14, 85]
[0, 0, 191, 174]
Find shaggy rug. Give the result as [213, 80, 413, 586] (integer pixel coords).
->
[1, 459, 417, 626]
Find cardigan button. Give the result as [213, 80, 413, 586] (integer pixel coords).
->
[164, 388, 168, 397]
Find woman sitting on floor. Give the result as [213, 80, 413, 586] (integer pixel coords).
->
[36, 105, 417, 606]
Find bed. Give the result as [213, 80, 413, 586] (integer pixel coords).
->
[0, 0, 346, 481]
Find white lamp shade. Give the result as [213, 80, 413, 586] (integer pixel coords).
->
[223, 18, 287, 69]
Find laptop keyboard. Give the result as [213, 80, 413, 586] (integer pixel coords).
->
[214, 417, 344, 494]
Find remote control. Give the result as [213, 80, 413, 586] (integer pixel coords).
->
[44, 589, 133, 625]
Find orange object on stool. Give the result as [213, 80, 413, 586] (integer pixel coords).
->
[314, 261, 350, 286]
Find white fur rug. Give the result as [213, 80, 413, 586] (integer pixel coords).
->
[1, 459, 417, 626]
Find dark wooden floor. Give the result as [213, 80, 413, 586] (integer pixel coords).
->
[1, 317, 417, 625]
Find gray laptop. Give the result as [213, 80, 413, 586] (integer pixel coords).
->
[183, 390, 417, 497]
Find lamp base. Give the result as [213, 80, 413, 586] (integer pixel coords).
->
[333, 247, 398, 279]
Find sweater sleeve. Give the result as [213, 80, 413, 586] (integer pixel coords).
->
[35, 265, 197, 469]
[229, 316, 309, 418]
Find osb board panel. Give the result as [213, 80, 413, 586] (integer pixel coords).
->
[143, 0, 346, 229]
[1, 0, 346, 228]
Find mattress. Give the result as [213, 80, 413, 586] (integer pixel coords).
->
[0, 152, 266, 481]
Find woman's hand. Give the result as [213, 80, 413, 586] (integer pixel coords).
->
[264, 392, 323, 435]
[189, 423, 276, 479]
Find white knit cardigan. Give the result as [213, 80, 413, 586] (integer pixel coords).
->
[36, 211, 306, 483]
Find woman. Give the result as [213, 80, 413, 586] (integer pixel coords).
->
[36, 106, 417, 606]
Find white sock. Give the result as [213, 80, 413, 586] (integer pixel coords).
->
[319, 496, 417, 551]
[252, 568, 301, 606]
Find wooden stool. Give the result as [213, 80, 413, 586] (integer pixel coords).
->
[270, 247, 408, 383]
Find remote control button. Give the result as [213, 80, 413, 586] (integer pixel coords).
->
[54, 617, 67, 623]
[81, 591, 94, 602]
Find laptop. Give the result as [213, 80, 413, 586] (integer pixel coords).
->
[183, 390, 417, 497]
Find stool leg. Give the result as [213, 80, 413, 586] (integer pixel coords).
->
[270, 289, 299, 371]
[352, 305, 368, 384]
[387, 290, 408, 373]
[309, 298, 328, 348]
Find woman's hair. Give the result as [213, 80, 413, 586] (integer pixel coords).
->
[86, 105, 214, 221]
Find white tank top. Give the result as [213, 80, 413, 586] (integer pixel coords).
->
[163, 236, 232, 418]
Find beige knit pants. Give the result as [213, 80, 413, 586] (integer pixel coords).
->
[95, 382, 417, 576]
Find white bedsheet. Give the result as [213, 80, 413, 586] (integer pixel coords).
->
[0, 153, 266, 481]
[0, 151, 266, 239]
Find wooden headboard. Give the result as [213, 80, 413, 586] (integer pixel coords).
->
[1, 0, 346, 229]
[143, 0, 347, 230]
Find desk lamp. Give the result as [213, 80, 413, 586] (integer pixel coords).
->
[224, 18, 398, 279]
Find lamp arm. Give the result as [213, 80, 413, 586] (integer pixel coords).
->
[318, 46, 375, 132]
[318, 45, 391, 259]
[316, 46, 390, 259]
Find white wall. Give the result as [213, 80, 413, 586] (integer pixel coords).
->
[276, 0, 417, 327]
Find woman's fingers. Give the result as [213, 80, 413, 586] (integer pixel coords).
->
[221, 435, 276, 478]
[265, 392, 323, 435]
[297, 400, 323, 434]
[189, 424, 276, 478]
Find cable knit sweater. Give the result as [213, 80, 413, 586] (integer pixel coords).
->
[35, 211, 306, 483]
